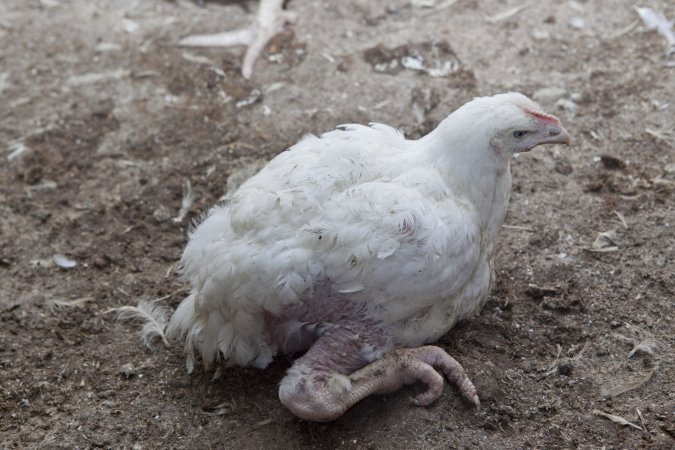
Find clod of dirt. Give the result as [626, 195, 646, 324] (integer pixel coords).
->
[541, 296, 582, 312]
[410, 86, 440, 123]
[599, 154, 626, 170]
[119, 363, 138, 379]
[524, 284, 559, 300]
[264, 29, 307, 71]
[409, 86, 441, 136]
[557, 361, 574, 376]
[554, 158, 574, 175]
[22, 165, 44, 184]
[363, 41, 461, 77]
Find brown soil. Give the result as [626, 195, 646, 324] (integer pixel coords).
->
[1, 0, 673, 448]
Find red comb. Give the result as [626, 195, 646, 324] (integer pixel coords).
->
[523, 107, 560, 125]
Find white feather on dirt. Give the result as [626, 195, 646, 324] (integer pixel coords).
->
[48, 297, 92, 311]
[635, 6, 675, 49]
[601, 367, 657, 398]
[592, 409, 643, 431]
[600, 326, 668, 398]
[627, 337, 664, 358]
[486, 4, 530, 24]
[172, 180, 195, 223]
[7, 141, 26, 160]
[108, 301, 171, 347]
[53, 253, 77, 269]
[618, 326, 666, 358]
[589, 230, 619, 252]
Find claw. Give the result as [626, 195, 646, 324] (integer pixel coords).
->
[279, 339, 479, 421]
[179, 0, 295, 79]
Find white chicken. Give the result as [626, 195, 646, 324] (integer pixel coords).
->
[180, 0, 296, 79]
[168, 92, 571, 421]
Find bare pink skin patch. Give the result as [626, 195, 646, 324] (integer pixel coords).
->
[270, 282, 479, 421]
[522, 107, 560, 125]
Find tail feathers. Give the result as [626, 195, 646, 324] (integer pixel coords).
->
[184, 323, 202, 374]
[166, 292, 197, 340]
[167, 292, 276, 372]
[166, 293, 203, 373]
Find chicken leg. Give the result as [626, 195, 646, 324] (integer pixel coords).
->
[180, 0, 297, 79]
[278, 326, 480, 422]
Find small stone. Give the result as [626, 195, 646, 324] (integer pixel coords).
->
[531, 29, 550, 41]
[599, 154, 626, 170]
[533, 87, 566, 103]
[92, 255, 111, 269]
[53, 254, 77, 269]
[558, 361, 573, 376]
[153, 206, 172, 222]
[554, 159, 573, 175]
[97, 390, 116, 399]
[555, 98, 578, 113]
[119, 363, 137, 378]
[569, 17, 585, 29]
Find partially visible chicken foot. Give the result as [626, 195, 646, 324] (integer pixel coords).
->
[179, 0, 297, 79]
[279, 337, 479, 422]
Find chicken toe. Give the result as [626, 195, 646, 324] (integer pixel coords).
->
[278, 328, 478, 421]
[397, 346, 480, 408]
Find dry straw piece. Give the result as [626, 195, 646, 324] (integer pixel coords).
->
[592, 409, 643, 431]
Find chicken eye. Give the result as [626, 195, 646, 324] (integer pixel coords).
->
[513, 130, 529, 139]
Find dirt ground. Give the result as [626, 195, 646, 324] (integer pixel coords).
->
[1, 0, 673, 448]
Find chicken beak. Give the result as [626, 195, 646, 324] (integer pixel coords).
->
[540, 125, 571, 146]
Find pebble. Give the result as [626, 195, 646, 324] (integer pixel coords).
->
[119, 363, 138, 379]
[558, 361, 573, 376]
[533, 87, 567, 103]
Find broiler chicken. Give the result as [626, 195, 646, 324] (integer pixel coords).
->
[168, 92, 571, 421]
[180, 0, 296, 79]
